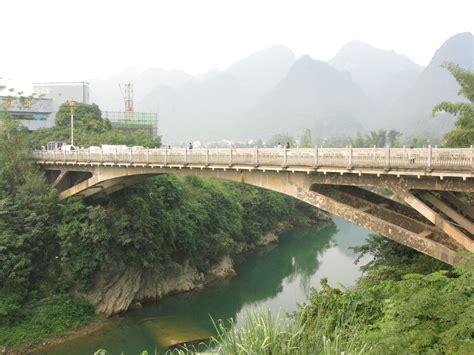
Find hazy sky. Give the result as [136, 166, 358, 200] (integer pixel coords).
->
[2, 0, 473, 91]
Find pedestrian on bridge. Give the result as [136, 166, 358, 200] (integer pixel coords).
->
[408, 146, 415, 164]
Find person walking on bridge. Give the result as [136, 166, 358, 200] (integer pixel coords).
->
[408, 146, 415, 164]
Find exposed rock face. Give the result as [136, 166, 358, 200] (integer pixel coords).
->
[83, 257, 235, 317]
[84, 212, 331, 317]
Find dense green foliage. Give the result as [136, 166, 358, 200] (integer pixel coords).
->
[301, 263, 473, 353]
[29, 125, 162, 149]
[433, 63, 474, 147]
[59, 175, 321, 288]
[0, 295, 94, 347]
[55, 102, 111, 132]
[29, 102, 161, 148]
[297, 236, 474, 354]
[0, 112, 97, 346]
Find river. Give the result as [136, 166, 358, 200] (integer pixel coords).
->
[38, 217, 371, 354]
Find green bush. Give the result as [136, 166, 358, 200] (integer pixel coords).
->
[0, 294, 95, 346]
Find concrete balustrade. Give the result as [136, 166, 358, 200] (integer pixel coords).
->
[33, 146, 474, 174]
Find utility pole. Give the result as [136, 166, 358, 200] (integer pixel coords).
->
[68, 100, 76, 146]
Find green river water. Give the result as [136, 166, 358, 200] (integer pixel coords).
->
[39, 217, 371, 354]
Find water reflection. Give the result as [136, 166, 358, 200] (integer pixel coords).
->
[38, 217, 370, 355]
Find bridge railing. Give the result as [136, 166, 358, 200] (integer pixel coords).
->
[32, 146, 474, 171]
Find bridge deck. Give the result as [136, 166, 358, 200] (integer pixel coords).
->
[33, 147, 474, 179]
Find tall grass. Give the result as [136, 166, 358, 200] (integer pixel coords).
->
[204, 307, 366, 354]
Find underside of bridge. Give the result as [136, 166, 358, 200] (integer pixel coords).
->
[42, 165, 473, 265]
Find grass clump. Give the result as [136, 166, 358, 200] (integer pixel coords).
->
[207, 307, 366, 354]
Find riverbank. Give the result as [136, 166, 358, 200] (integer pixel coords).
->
[6, 216, 330, 354]
[6, 319, 106, 355]
[32, 218, 369, 355]
[80, 213, 330, 317]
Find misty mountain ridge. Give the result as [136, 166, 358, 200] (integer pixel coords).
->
[387, 32, 474, 134]
[139, 45, 296, 141]
[244, 55, 369, 139]
[89, 33, 473, 143]
[329, 40, 423, 110]
[226, 45, 296, 93]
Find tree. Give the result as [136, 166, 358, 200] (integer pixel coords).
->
[433, 63, 474, 147]
[352, 131, 365, 147]
[0, 112, 31, 189]
[300, 128, 312, 148]
[55, 103, 111, 132]
[365, 129, 387, 147]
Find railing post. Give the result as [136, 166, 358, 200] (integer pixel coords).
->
[255, 146, 259, 166]
[427, 145, 432, 170]
[88, 148, 91, 163]
[471, 145, 474, 171]
[469, 145, 474, 172]
[63, 149, 66, 163]
[146, 148, 150, 165]
[164, 148, 168, 165]
[283, 147, 287, 167]
[114, 147, 117, 163]
[184, 148, 188, 164]
[314, 146, 318, 168]
[229, 148, 233, 165]
[348, 145, 352, 169]
[386, 146, 390, 169]
[206, 147, 209, 165]
[130, 149, 133, 164]
[100, 149, 103, 163]
[74, 150, 78, 163]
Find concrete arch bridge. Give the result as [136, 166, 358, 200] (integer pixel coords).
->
[33, 147, 474, 265]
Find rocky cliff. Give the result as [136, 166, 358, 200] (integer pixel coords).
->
[83, 255, 236, 317]
[83, 214, 330, 316]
